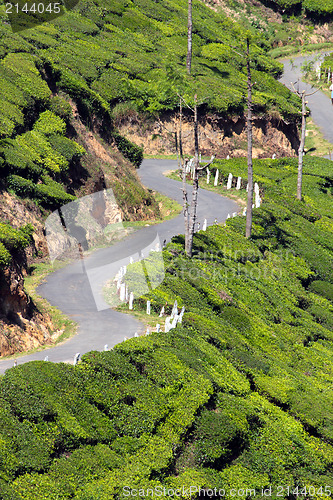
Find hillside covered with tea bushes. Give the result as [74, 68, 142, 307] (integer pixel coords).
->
[0, 0, 305, 345]
[0, 0, 300, 122]
[265, 0, 333, 16]
[1, 156, 333, 498]
[0, 0, 304, 268]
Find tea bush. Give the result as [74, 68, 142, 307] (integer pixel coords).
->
[33, 111, 66, 136]
[0, 0, 332, 495]
[0, 222, 33, 268]
[0, 242, 11, 268]
[0, 0, 301, 134]
[267, 0, 333, 14]
[7, 175, 75, 208]
[113, 132, 143, 168]
[47, 95, 72, 120]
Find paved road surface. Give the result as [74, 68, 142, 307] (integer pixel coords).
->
[280, 52, 333, 144]
[0, 160, 238, 373]
[1, 53, 331, 374]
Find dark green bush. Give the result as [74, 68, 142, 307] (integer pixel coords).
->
[309, 280, 333, 302]
[0, 242, 11, 268]
[0, 223, 32, 252]
[113, 132, 143, 168]
[47, 95, 72, 120]
[7, 174, 75, 209]
[47, 135, 85, 162]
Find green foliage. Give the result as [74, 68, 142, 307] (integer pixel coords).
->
[47, 96, 72, 120]
[113, 132, 143, 168]
[1, 53, 51, 102]
[0, 242, 11, 268]
[0, 223, 32, 252]
[0, 0, 333, 494]
[3, 152, 333, 493]
[2, 130, 68, 176]
[267, 0, 333, 14]
[0, 222, 33, 267]
[302, 0, 333, 14]
[0, 0, 300, 130]
[7, 175, 75, 209]
[33, 111, 66, 136]
[309, 280, 333, 302]
[47, 135, 85, 162]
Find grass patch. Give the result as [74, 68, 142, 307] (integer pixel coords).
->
[273, 42, 333, 60]
[123, 191, 182, 228]
[305, 118, 333, 157]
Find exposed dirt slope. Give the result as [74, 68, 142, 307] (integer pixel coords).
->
[117, 111, 299, 159]
[0, 101, 161, 357]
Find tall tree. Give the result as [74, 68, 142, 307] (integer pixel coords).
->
[223, 37, 254, 238]
[187, 0, 192, 75]
[290, 83, 319, 201]
[245, 37, 254, 239]
[180, 95, 214, 257]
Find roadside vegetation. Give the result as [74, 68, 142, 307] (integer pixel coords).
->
[0, 0, 302, 274]
[2, 0, 333, 495]
[207, 0, 333, 60]
[1, 156, 333, 497]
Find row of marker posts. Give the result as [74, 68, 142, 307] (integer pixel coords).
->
[71, 301, 186, 366]
[205, 168, 262, 219]
[15, 170, 263, 368]
[145, 299, 185, 334]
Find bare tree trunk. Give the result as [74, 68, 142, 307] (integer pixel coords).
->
[290, 82, 318, 200]
[187, 0, 192, 75]
[175, 130, 179, 168]
[186, 96, 199, 257]
[297, 91, 306, 201]
[182, 159, 190, 253]
[245, 37, 253, 239]
[179, 98, 183, 163]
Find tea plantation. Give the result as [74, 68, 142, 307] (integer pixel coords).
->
[0, 157, 333, 498]
[0, 0, 305, 269]
[0, 0, 301, 122]
[267, 0, 333, 15]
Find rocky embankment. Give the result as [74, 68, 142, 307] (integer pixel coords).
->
[117, 111, 300, 158]
[0, 103, 161, 358]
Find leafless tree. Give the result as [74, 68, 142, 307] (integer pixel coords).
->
[187, 0, 192, 75]
[245, 37, 254, 239]
[180, 95, 214, 257]
[290, 82, 319, 200]
[226, 38, 254, 238]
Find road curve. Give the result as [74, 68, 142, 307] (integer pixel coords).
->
[279, 52, 333, 144]
[0, 160, 239, 374]
[2, 54, 330, 374]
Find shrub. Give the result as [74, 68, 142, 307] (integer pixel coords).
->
[309, 281, 333, 303]
[0, 223, 31, 253]
[113, 131, 143, 168]
[2, 130, 69, 176]
[47, 135, 85, 162]
[7, 174, 75, 209]
[0, 242, 11, 268]
[33, 111, 66, 136]
[1, 53, 51, 102]
[47, 95, 72, 120]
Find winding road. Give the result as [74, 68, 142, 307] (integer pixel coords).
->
[280, 52, 333, 144]
[0, 52, 332, 374]
[0, 160, 238, 373]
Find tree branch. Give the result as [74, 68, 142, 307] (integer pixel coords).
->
[197, 155, 215, 171]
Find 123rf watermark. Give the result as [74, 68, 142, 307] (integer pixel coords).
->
[123, 485, 332, 498]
